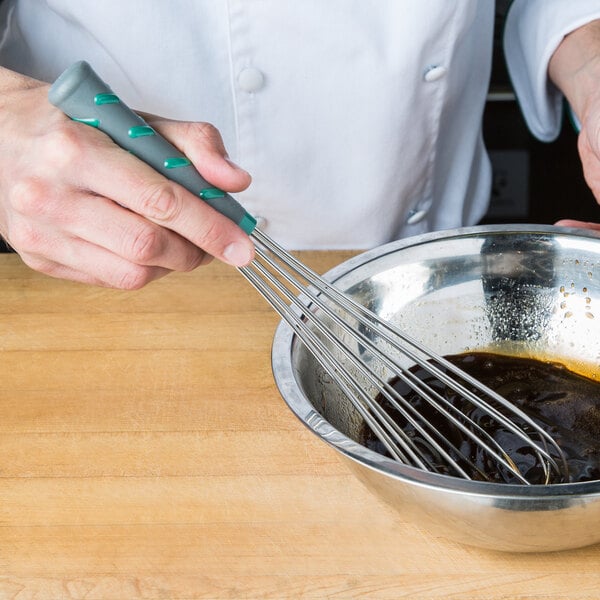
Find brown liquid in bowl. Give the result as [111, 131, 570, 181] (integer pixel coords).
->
[360, 352, 600, 484]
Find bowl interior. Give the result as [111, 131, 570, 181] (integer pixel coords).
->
[281, 226, 600, 470]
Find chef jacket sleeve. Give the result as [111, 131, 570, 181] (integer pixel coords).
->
[504, 0, 600, 142]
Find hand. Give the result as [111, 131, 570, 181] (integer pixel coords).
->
[550, 19, 600, 232]
[0, 68, 255, 289]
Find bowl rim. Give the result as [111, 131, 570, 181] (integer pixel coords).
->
[271, 224, 600, 498]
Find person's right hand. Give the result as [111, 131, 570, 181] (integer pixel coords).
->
[0, 68, 255, 289]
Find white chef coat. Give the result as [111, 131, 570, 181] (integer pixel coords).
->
[0, 1, 598, 249]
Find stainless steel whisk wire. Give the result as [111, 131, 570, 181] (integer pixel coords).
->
[242, 228, 568, 485]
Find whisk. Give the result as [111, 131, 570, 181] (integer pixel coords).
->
[49, 62, 568, 485]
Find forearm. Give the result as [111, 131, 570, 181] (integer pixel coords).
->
[549, 19, 600, 126]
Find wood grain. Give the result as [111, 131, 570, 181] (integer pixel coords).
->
[0, 252, 598, 599]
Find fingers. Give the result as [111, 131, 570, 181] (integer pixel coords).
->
[42, 119, 256, 268]
[147, 118, 252, 192]
[59, 187, 208, 272]
[20, 242, 172, 289]
[555, 219, 600, 232]
[6, 179, 211, 287]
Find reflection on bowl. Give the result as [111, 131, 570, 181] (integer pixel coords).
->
[271, 225, 600, 552]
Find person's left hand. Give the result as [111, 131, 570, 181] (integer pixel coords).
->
[556, 83, 600, 231]
[549, 19, 600, 232]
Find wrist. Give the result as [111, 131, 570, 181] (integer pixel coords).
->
[549, 19, 600, 126]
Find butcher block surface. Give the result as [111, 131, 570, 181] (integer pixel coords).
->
[0, 251, 598, 599]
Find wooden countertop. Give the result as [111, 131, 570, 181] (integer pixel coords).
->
[0, 251, 598, 599]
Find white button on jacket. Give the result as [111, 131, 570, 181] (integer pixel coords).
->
[237, 67, 265, 93]
[423, 66, 447, 83]
[1, 0, 598, 249]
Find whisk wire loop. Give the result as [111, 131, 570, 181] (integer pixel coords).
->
[242, 228, 569, 485]
[243, 247, 528, 481]
[242, 252, 473, 475]
[240, 252, 427, 467]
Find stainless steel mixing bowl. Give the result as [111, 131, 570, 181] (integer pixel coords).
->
[271, 225, 600, 552]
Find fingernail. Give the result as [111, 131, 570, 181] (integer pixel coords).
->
[223, 241, 254, 267]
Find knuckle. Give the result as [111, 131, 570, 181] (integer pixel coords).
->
[181, 248, 206, 272]
[9, 178, 48, 217]
[186, 121, 226, 153]
[42, 125, 87, 172]
[115, 265, 154, 291]
[190, 121, 219, 141]
[127, 225, 164, 264]
[197, 218, 223, 250]
[138, 182, 183, 222]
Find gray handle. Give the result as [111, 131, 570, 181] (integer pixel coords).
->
[48, 61, 256, 234]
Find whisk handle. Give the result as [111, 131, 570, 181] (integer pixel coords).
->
[48, 60, 257, 234]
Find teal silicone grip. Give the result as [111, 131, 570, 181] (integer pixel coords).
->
[48, 61, 256, 234]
